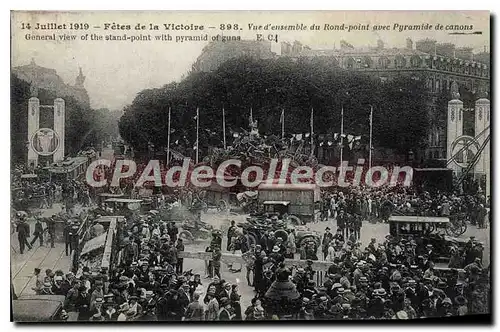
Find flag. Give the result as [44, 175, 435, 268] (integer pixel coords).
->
[347, 134, 354, 143]
[334, 133, 339, 140]
[354, 135, 361, 141]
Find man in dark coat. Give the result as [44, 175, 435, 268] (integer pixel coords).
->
[212, 247, 222, 279]
[168, 222, 178, 243]
[322, 227, 334, 260]
[17, 220, 32, 254]
[227, 220, 236, 251]
[63, 221, 72, 255]
[176, 239, 185, 274]
[30, 218, 44, 247]
[46, 217, 56, 248]
[76, 286, 91, 321]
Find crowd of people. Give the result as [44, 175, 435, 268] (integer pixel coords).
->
[319, 186, 490, 228]
[12, 158, 491, 321]
[22, 196, 489, 321]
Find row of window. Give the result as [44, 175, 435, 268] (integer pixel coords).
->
[340, 55, 489, 77]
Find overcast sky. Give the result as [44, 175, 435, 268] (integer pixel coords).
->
[11, 11, 489, 111]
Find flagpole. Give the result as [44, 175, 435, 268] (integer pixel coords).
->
[369, 105, 373, 170]
[250, 107, 253, 124]
[196, 107, 199, 164]
[310, 107, 314, 149]
[222, 106, 227, 149]
[281, 108, 285, 139]
[340, 105, 344, 172]
[166, 106, 171, 166]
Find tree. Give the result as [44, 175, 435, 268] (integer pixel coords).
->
[119, 56, 431, 159]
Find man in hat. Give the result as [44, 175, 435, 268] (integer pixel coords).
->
[227, 220, 237, 251]
[46, 217, 56, 248]
[124, 237, 139, 265]
[218, 297, 233, 321]
[168, 221, 178, 243]
[30, 217, 44, 248]
[286, 228, 296, 259]
[76, 286, 91, 321]
[205, 288, 219, 321]
[322, 227, 334, 260]
[177, 282, 191, 314]
[184, 292, 205, 321]
[16, 219, 32, 254]
[90, 280, 104, 311]
[52, 275, 70, 296]
[336, 210, 346, 239]
[212, 246, 222, 279]
[176, 238, 185, 274]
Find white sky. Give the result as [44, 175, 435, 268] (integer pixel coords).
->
[11, 11, 489, 110]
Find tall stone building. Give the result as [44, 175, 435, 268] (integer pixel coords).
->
[191, 38, 490, 162]
[12, 59, 90, 106]
[282, 38, 490, 161]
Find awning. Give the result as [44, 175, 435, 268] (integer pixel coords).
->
[263, 200, 290, 206]
[81, 233, 107, 256]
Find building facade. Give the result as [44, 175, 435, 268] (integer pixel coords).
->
[192, 38, 490, 162]
[12, 59, 90, 106]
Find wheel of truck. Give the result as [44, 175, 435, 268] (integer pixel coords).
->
[274, 229, 289, 243]
[299, 235, 318, 248]
[217, 200, 229, 212]
[427, 224, 436, 233]
[459, 221, 467, 235]
[179, 230, 194, 244]
[288, 215, 303, 226]
[445, 222, 461, 237]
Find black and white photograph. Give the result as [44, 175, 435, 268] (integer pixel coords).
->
[9, 10, 491, 323]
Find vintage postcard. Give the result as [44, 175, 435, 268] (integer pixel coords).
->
[10, 11, 491, 322]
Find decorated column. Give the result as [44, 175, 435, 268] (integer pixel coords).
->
[27, 97, 40, 167]
[474, 98, 490, 195]
[447, 97, 463, 174]
[53, 98, 65, 162]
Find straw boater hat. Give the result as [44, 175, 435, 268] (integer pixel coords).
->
[119, 303, 130, 312]
[396, 310, 408, 320]
[272, 246, 280, 253]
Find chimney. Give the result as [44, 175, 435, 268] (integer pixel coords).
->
[406, 38, 413, 50]
[377, 39, 384, 50]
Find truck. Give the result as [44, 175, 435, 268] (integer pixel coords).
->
[257, 182, 321, 224]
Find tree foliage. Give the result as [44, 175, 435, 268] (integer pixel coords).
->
[119, 56, 430, 157]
